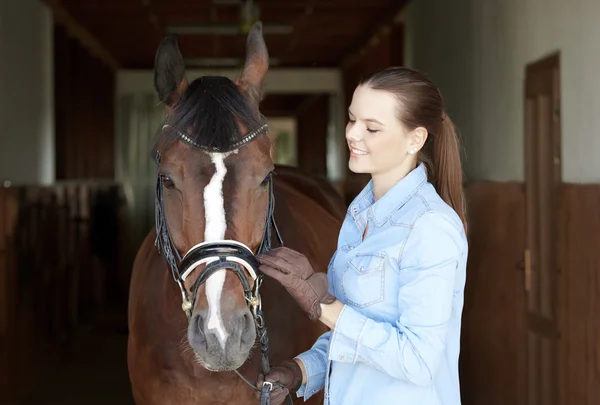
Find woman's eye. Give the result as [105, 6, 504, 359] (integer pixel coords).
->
[161, 175, 175, 190]
[367, 128, 379, 133]
[260, 172, 273, 188]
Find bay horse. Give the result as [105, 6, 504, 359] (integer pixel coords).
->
[127, 22, 346, 404]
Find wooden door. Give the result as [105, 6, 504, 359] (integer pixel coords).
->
[523, 53, 562, 405]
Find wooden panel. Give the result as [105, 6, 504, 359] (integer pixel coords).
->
[0, 184, 124, 402]
[260, 93, 314, 117]
[54, 25, 116, 180]
[0, 188, 18, 397]
[296, 94, 329, 178]
[559, 184, 600, 405]
[460, 181, 600, 405]
[459, 182, 527, 405]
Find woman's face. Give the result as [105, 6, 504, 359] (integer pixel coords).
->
[345, 85, 421, 177]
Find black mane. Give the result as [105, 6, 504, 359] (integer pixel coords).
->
[154, 76, 264, 156]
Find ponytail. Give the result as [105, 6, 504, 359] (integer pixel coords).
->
[422, 113, 467, 232]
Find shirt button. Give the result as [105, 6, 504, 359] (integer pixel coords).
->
[360, 266, 364, 271]
[348, 245, 353, 249]
[339, 354, 345, 360]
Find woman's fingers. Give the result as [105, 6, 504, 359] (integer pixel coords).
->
[258, 264, 291, 285]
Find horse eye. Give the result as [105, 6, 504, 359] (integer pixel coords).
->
[260, 172, 272, 188]
[161, 175, 175, 190]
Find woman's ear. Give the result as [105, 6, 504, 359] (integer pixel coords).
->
[408, 127, 428, 153]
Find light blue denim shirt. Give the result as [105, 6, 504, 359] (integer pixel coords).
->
[295, 163, 468, 405]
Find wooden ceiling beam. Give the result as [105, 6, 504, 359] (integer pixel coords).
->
[341, 0, 409, 69]
[54, 0, 405, 69]
[42, 0, 121, 71]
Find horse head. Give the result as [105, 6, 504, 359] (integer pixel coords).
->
[152, 22, 276, 372]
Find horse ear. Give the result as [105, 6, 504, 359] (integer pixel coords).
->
[237, 21, 269, 103]
[154, 34, 188, 106]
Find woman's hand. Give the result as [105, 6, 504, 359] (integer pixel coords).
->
[257, 247, 336, 321]
[256, 360, 304, 404]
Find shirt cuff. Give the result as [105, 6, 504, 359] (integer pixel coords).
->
[328, 304, 368, 364]
[294, 352, 326, 400]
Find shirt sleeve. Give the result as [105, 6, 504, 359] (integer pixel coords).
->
[294, 331, 332, 400]
[327, 212, 466, 386]
[293, 248, 339, 400]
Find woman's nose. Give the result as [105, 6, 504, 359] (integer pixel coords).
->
[345, 124, 361, 142]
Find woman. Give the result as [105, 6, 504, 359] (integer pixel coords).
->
[256, 67, 468, 405]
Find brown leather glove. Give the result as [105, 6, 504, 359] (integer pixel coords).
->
[256, 360, 303, 404]
[257, 247, 336, 321]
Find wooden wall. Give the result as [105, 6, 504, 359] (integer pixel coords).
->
[54, 25, 115, 180]
[558, 184, 600, 405]
[461, 181, 600, 405]
[343, 24, 404, 105]
[460, 182, 527, 405]
[0, 184, 124, 402]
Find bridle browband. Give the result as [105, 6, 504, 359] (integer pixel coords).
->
[163, 122, 269, 151]
[154, 119, 291, 405]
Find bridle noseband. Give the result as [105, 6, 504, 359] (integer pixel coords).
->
[179, 240, 261, 315]
[154, 121, 292, 405]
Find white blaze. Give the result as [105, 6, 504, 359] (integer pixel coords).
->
[203, 151, 235, 348]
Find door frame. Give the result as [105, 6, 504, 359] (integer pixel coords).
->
[523, 51, 562, 405]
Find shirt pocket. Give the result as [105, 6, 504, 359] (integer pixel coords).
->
[342, 253, 386, 308]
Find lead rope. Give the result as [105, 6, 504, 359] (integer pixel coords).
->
[257, 175, 293, 405]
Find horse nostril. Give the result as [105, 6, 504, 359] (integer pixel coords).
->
[240, 311, 255, 346]
[194, 314, 206, 345]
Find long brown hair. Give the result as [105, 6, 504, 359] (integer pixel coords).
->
[360, 67, 467, 230]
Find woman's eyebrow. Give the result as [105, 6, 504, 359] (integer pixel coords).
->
[348, 109, 385, 126]
[365, 118, 384, 126]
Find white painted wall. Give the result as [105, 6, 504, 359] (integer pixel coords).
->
[117, 68, 343, 96]
[405, 0, 600, 183]
[0, 0, 54, 185]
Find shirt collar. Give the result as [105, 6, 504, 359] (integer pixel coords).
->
[348, 163, 428, 227]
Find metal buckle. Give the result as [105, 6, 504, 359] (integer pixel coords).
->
[262, 381, 273, 391]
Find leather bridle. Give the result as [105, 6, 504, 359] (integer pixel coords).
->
[154, 121, 292, 405]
